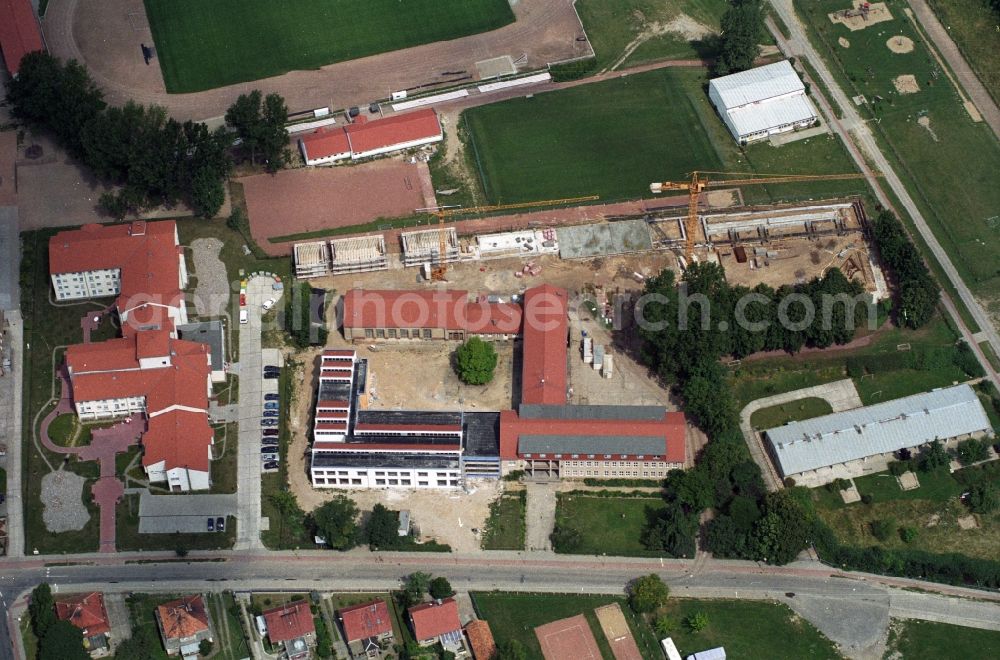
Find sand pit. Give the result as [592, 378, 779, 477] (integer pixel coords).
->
[957, 515, 980, 530]
[887, 36, 914, 54]
[839, 37, 850, 48]
[829, 2, 893, 31]
[917, 115, 939, 141]
[893, 74, 919, 94]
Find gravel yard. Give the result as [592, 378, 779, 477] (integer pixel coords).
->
[191, 237, 230, 317]
[41, 470, 91, 533]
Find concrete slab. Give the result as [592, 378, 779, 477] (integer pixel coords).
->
[557, 220, 653, 260]
[138, 492, 237, 533]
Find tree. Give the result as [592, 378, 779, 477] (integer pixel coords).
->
[270, 491, 306, 546]
[313, 495, 359, 550]
[549, 522, 583, 552]
[38, 619, 89, 660]
[716, 0, 764, 75]
[454, 337, 499, 385]
[225, 90, 290, 171]
[628, 574, 670, 613]
[956, 438, 989, 466]
[199, 639, 214, 656]
[967, 482, 999, 514]
[684, 611, 710, 633]
[429, 576, 454, 600]
[918, 440, 950, 472]
[29, 583, 56, 638]
[642, 504, 698, 558]
[403, 572, 432, 607]
[365, 504, 399, 550]
[496, 639, 528, 660]
[747, 491, 810, 564]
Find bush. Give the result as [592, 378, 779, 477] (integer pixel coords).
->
[957, 438, 990, 466]
[870, 518, 895, 542]
[918, 440, 951, 472]
[502, 469, 524, 482]
[899, 526, 918, 543]
[888, 460, 910, 477]
[548, 57, 597, 82]
[685, 611, 709, 633]
[550, 523, 582, 553]
[628, 574, 669, 613]
[860, 493, 874, 505]
[967, 482, 999, 514]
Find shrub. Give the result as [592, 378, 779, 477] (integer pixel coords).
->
[860, 493, 874, 505]
[919, 440, 950, 472]
[870, 518, 896, 542]
[957, 438, 990, 466]
[888, 460, 910, 477]
[784, 477, 797, 488]
[549, 57, 597, 82]
[685, 611, 709, 633]
[967, 482, 999, 514]
[628, 574, 669, 613]
[899, 527, 918, 544]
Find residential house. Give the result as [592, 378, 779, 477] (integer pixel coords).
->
[408, 598, 464, 654]
[155, 595, 213, 656]
[338, 599, 394, 658]
[262, 602, 315, 660]
[54, 592, 111, 657]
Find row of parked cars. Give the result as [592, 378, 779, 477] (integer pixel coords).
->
[262, 362, 282, 471]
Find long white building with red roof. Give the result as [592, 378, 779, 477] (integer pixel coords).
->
[298, 109, 443, 166]
[65, 329, 214, 491]
[49, 220, 189, 335]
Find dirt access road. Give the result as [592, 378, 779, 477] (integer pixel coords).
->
[43, 0, 591, 122]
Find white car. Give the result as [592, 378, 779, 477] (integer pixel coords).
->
[239, 309, 248, 325]
[262, 298, 276, 311]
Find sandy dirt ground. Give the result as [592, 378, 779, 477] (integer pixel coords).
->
[887, 36, 915, 54]
[893, 74, 919, 94]
[828, 2, 894, 31]
[712, 234, 877, 293]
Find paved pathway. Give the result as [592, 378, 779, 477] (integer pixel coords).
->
[738, 379, 862, 491]
[0, 312, 24, 557]
[38, 373, 142, 552]
[907, 0, 1000, 141]
[767, 0, 1000, 392]
[524, 483, 558, 552]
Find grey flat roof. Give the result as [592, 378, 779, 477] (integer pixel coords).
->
[519, 404, 664, 421]
[765, 384, 992, 476]
[519, 434, 666, 455]
[178, 320, 225, 370]
[463, 412, 501, 457]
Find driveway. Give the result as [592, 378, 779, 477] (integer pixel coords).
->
[234, 276, 283, 549]
[738, 379, 862, 491]
[524, 483, 557, 552]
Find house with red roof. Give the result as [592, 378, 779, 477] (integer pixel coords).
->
[299, 109, 443, 165]
[0, 0, 45, 77]
[464, 619, 496, 660]
[262, 602, 315, 660]
[408, 598, 464, 649]
[49, 221, 189, 336]
[65, 329, 214, 491]
[55, 592, 111, 657]
[337, 599, 394, 657]
[155, 595, 213, 656]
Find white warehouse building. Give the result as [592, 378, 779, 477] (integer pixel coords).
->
[708, 60, 819, 144]
[764, 384, 993, 487]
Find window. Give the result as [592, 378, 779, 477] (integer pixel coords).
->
[388, 329, 397, 338]
[314, 478, 327, 485]
[401, 479, 412, 485]
[400, 329, 409, 339]
[418, 481, 428, 486]
[571, 454, 579, 459]
[352, 478, 362, 485]
[375, 479, 386, 485]
[365, 329, 374, 338]
[604, 454, 612, 459]
[376, 329, 385, 338]
[423, 329, 432, 339]
[417, 472, 428, 477]
[437, 480, 448, 486]
[388, 479, 399, 485]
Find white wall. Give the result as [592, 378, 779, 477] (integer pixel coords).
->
[311, 465, 461, 489]
[350, 134, 443, 160]
[51, 268, 121, 301]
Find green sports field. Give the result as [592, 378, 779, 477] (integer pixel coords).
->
[463, 67, 865, 205]
[143, 0, 515, 93]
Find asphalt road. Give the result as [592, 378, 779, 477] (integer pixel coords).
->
[3, 550, 1000, 660]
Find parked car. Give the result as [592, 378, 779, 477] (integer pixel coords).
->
[207, 518, 215, 532]
[264, 402, 279, 410]
[262, 298, 275, 311]
[216, 517, 225, 532]
[264, 393, 280, 401]
[239, 293, 247, 307]
[263, 372, 280, 380]
[239, 310, 248, 325]
[263, 410, 279, 418]
[262, 429, 279, 437]
[263, 461, 279, 470]
[261, 419, 278, 427]
[264, 364, 280, 371]
[261, 446, 279, 454]
[262, 454, 278, 463]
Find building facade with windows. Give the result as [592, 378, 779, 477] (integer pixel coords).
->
[49, 220, 189, 334]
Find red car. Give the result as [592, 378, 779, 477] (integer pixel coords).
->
[239, 293, 247, 307]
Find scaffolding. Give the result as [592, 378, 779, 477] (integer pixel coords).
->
[401, 227, 459, 267]
[329, 235, 389, 275]
[294, 241, 332, 279]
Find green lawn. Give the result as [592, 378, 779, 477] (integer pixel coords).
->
[472, 593, 841, 660]
[553, 494, 664, 556]
[210, 422, 239, 494]
[19, 617, 38, 660]
[463, 67, 864, 205]
[812, 464, 1000, 560]
[481, 490, 526, 550]
[749, 397, 833, 430]
[143, 0, 515, 92]
[575, 0, 730, 70]
[794, 0, 1000, 303]
[925, 0, 1000, 104]
[884, 618, 1000, 659]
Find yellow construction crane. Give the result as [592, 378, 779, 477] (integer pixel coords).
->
[649, 171, 874, 262]
[426, 195, 600, 280]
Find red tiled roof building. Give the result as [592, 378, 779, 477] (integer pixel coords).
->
[263, 602, 316, 644]
[155, 595, 213, 654]
[0, 0, 44, 76]
[408, 598, 461, 644]
[338, 599, 394, 653]
[55, 592, 111, 638]
[299, 109, 443, 165]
